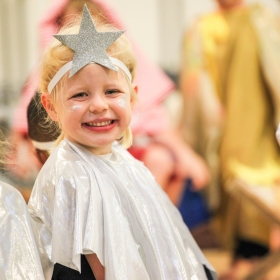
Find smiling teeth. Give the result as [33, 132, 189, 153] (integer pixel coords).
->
[87, 120, 113, 127]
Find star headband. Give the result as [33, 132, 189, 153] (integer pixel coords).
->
[47, 4, 132, 94]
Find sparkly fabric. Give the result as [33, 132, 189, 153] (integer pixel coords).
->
[0, 182, 44, 279]
[28, 139, 217, 280]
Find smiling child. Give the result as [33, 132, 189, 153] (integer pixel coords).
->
[28, 5, 217, 280]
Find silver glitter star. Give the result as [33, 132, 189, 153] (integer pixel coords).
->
[54, 5, 125, 77]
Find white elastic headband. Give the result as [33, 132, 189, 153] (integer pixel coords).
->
[31, 140, 56, 151]
[47, 57, 132, 94]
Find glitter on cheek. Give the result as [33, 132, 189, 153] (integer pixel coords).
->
[70, 104, 82, 111]
[117, 96, 126, 108]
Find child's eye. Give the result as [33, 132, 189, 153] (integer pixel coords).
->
[72, 92, 87, 98]
[106, 89, 120, 95]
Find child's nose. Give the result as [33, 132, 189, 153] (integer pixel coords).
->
[89, 95, 109, 113]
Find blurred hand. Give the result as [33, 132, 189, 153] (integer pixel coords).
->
[174, 148, 210, 190]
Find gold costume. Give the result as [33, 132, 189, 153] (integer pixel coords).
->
[180, 5, 280, 249]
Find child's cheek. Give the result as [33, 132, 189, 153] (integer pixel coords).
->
[117, 96, 126, 108]
[117, 93, 129, 108]
[69, 104, 82, 111]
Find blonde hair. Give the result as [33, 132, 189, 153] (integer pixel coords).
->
[64, 0, 101, 15]
[0, 131, 9, 167]
[38, 15, 137, 149]
[58, 0, 104, 27]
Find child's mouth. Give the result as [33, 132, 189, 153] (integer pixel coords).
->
[85, 120, 114, 127]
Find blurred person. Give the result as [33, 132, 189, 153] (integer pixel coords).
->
[27, 93, 60, 166]
[0, 132, 44, 279]
[10, 0, 210, 205]
[179, 0, 280, 277]
[12, 93, 63, 202]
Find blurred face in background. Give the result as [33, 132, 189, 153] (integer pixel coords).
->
[216, 0, 244, 10]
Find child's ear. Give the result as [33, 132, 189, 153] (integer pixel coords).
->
[133, 84, 138, 95]
[41, 93, 58, 122]
[130, 83, 138, 107]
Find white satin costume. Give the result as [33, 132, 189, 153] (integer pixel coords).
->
[28, 139, 217, 280]
[0, 181, 44, 279]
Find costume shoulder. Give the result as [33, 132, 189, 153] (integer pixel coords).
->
[0, 181, 44, 280]
[33, 139, 93, 189]
[29, 139, 101, 233]
[0, 180, 25, 205]
[29, 140, 91, 218]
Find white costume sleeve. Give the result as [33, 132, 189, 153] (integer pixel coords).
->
[0, 181, 44, 280]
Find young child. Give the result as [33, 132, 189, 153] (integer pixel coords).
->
[28, 5, 217, 280]
[10, 0, 209, 204]
[0, 133, 44, 279]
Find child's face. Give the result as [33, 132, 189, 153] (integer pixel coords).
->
[47, 63, 135, 155]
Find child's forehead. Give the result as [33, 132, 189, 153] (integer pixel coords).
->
[66, 63, 129, 87]
[71, 63, 124, 82]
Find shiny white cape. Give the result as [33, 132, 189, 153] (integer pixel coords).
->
[28, 139, 217, 280]
[0, 181, 44, 280]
